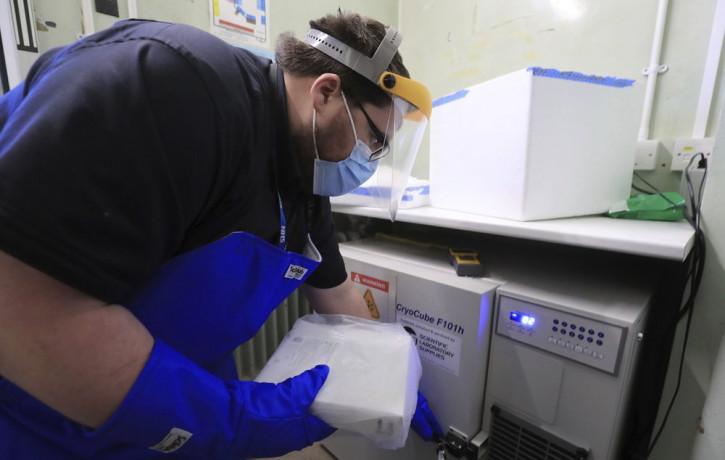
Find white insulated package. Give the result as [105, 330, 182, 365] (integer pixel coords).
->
[255, 314, 422, 449]
[429, 67, 641, 221]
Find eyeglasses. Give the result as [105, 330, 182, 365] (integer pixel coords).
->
[358, 103, 390, 161]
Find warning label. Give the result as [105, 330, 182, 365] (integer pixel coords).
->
[398, 315, 462, 376]
[363, 289, 381, 319]
[351, 272, 389, 293]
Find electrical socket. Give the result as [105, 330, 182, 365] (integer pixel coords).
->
[671, 137, 714, 171]
[634, 140, 662, 170]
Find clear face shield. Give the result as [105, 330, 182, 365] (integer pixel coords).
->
[304, 28, 432, 221]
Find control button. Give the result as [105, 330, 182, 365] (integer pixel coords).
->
[579, 326, 586, 332]
[561, 329, 567, 335]
[562, 322, 568, 327]
[598, 332, 605, 338]
[597, 340, 603, 346]
[578, 334, 585, 340]
[553, 319, 559, 325]
[552, 326, 558, 332]
[587, 337, 593, 343]
[570, 324, 576, 330]
[569, 332, 575, 337]
[588, 329, 595, 335]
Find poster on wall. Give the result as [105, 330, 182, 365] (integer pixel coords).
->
[210, 0, 271, 55]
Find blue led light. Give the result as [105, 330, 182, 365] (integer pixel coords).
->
[510, 311, 536, 327]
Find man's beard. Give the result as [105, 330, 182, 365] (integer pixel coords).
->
[289, 113, 346, 192]
[288, 121, 317, 191]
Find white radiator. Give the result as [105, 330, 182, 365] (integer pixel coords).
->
[234, 289, 311, 380]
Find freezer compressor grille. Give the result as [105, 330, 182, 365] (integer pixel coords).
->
[488, 405, 589, 460]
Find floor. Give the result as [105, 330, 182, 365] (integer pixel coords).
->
[253, 443, 337, 460]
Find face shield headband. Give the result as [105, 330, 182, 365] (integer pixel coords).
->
[303, 28, 432, 221]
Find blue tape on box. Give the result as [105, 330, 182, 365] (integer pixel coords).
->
[432, 89, 470, 108]
[527, 67, 635, 88]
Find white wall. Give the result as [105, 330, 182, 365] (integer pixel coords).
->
[33, 0, 83, 47]
[135, 0, 398, 53]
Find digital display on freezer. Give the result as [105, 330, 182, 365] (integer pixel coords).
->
[510, 311, 536, 327]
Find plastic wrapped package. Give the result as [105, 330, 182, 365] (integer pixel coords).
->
[255, 314, 422, 449]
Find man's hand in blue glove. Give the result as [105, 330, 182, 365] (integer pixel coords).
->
[410, 391, 444, 441]
[42, 338, 335, 459]
[238, 364, 336, 458]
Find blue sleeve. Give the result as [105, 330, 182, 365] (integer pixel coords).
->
[0, 83, 25, 129]
[0, 338, 335, 458]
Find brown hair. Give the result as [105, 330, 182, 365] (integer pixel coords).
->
[275, 10, 409, 107]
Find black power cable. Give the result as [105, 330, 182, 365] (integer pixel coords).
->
[632, 154, 708, 458]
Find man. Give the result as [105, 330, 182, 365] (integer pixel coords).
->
[0, 10, 438, 459]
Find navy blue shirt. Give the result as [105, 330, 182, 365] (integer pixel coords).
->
[0, 20, 346, 303]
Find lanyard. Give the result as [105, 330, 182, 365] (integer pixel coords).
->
[278, 194, 287, 251]
[269, 62, 313, 250]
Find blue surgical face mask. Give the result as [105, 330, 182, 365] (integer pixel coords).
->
[312, 92, 378, 197]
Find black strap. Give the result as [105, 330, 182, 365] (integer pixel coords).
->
[268, 63, 312, 234]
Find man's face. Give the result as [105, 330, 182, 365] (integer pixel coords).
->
[293, 95, 394, 182]
[320, 95, 393, 162]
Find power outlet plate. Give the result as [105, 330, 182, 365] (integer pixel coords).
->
[634, 140, 662, 170]
[671, 138, 715, 171]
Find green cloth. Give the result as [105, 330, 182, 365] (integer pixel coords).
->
[607, 192, 686, 222]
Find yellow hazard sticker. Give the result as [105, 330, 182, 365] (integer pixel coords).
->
[363, 289, 380, 319]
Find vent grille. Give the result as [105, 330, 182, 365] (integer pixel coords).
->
[488, 405, 589, 460]
[234, 290, 311, 379]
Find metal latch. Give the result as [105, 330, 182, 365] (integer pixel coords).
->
[434, 427, 488, 460]
[437, 441, 447, 460]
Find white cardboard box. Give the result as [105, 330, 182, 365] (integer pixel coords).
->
[429, 67, 640, 221]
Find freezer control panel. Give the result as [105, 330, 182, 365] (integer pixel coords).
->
[496, 295, 626, 375]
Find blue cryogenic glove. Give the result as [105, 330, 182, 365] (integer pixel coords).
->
[411, 391, 444, 441]
[234, 365, 338, 458]
[8, 338, 337, 459]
